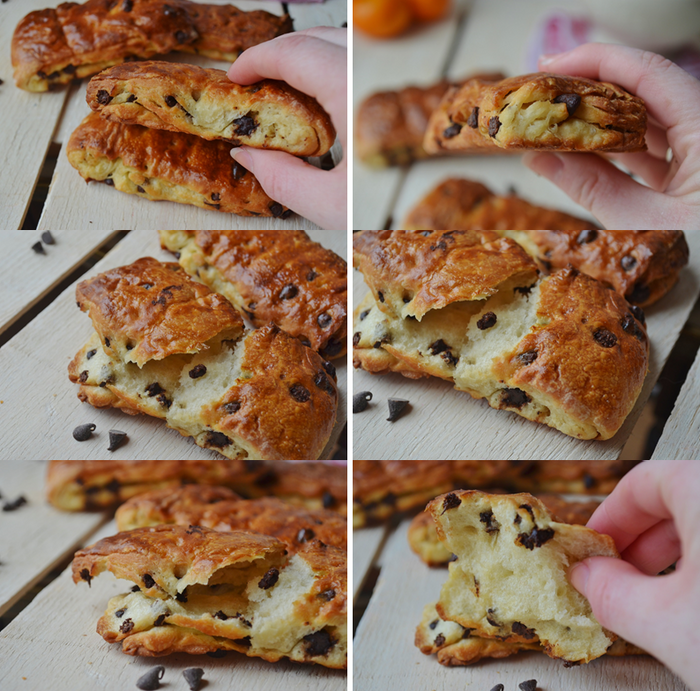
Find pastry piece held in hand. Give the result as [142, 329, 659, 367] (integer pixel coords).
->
[403, 179, 594, 232]
[72, 524, 347, 667]
[115, 484, 347, 551]
[159, 230, 347, 360]
[430, 73, 647, 153]
[353, 230, 539, 320]
[429, 490, 619, 663]
[67, 113, 291, 218]
[76, 257, 244, 367]
[87, 61, 335, 156]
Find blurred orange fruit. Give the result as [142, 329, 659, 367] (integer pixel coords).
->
[354, 0, 414, 38]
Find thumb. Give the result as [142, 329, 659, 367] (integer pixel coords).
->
[231, 147, 345, 230]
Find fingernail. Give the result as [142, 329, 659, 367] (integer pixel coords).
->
[539, 52, 564, 66]
[569, 562, 590, 595]
[230, 146, 254, 170]
[523, 151, 564, 179]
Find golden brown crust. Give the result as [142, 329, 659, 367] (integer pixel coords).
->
[66, 113, 290, 217]
[403, 178, 594, 232]
[159, 230, 347, 359]
[353, 230, 539, 320]
[75, 257, 245, 366]
[11, 0, 293, 92]
[87, 61, 335, 157]
[427, 73, 646, 153]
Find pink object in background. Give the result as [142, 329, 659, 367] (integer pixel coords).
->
[526, 11, 592, 71]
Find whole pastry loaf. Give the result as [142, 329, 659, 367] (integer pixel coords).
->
[159, 230, 347, 360]
[12, 0, 292, 92]
[87, 61, 336, 156]
[425, 73, 647, 154]
[67, 113, 291, 217]
[353, 230, 649, 441]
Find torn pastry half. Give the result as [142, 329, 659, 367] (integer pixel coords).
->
[159, 230, 348, 360]
[72, 524, 346, 667]
[87, 61, 336, 157]
[426, 73, 647, 153]
[353, 230, 649, 440]
[425, 491, 619, 664]
[67, 113, 291, 218]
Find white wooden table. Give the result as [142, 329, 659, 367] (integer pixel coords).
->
[0, 0, 346, 230]
[0, 230, 347, 460]
[353, 232, 700, 460]
[353, 0, 629, 230]
[0, 461, 346, 691]
[354, 518, 690, 691]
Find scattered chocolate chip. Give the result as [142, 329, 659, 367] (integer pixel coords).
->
[41, 231, 55, 245]
[488, 116, 501, 137]
[519, 680, 538, 691]
[210, 192, 221, 202]
[628, 282, 650, 304]
[105, 337, 110, 347]
[501, 388, 531, 409]
[175, 30, 189, 43]
[96, 89, 112, 105]
[317, 313, 332, 329]
[467, 107, 479, 128]
[577, 229, 598, 244]
[115, 608, 126, 618]
[621, 315, 645, 341]
[594, 329, 618, 348]
[206, 431, 232, 448]
[490, 685, 505, 691]
[289, 383, 311, 402]
[583, 473, 595, 489]
[78, 370, 89, 383]
[322, 360, 336, 379]
[512, 621, 536, 639]
[86, 349, 97, 359]
[443, 122, 462, 139]
[183, 668, 205, 691]
[145, 382, 165, 397]
[107, 429, 127, 451]
[122, 0, 133, 11]
[143, 574, 156, 588]
[258, 567, 279, 590]
[80, 568, 92, 585]
[120, 618, 135, 634]
[153, 613, 167, 626]
[434, 633, 446, 647]
[73, 423, 96, 441]
[517, 527, 555, 550]
[441, 350, 459, 367]
[430, 240, 448, 251]
[131, 585, 141, 592]
[136, 185, 145, 194]
[377, 291, 385, 303]
[428, 619, 439, 631]
[441, 493, 461, 514]
[621, 255, 637, 271]
[31, 241, 45, 254]
[127, 94, 137, 102]
[2, 496, 27, 512]
[303, 630, 334, 656]
[164, 95, 178, 108]
[359, 309, 371, 321]
[518, 350, 538, 365]
[514, 285, 533, 296]
[387, 397, 409, 422]
[186, 525, 204, 535]
[176, 591, 188, 603]
[233, 115, 258, 136]
[213, 610, 229, 620]
[297, 528, 315, 543]
[630, 304, 646, 324]
[322, 491, 335, 509]
[553, 92, 581, 116]
[353, 391, 373, 413]
[135, 666, 164, 690]
[477, 312, 497, 330]
[104, 178, 114, 186]
[429, 339, 449, 355]
[307, 270, 319, 281]
[479, 510, 500, 534]
[486, 608, 500, 627]
[279, 284, 298, 300]
[269, 201, 285, 217]
[189, 364, 207, 379]
[318, 589, 336, 601]
[314, 371, 335, 396]
[232, 162, 247, 180]
[321, 338, 342, 358]
[222, 401, 241, 414]
[206, 650, 227, 658]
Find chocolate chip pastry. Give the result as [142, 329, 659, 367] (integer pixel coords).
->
[87, 61, 336, 156]
[353, 230, 649, 441]
[159, 231, 347, 360]
[418, 491, 619, 664]
[68, 258, 338, 460]
[12, 0, 292, 92]
[47, 460, 347, 514]
[72, 524, 346, 667]
[424, 73, 647, 154]
[67, 113, 290, 217]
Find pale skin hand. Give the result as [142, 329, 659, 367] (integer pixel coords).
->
[227, 27, 347, 230]
[568, 460, 700, 690]
[522, 43, 700, 229]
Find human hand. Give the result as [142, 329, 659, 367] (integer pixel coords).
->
[227, 27, 347, 230]
[568, 460, 700, 690]
[522, 43, 700, 230]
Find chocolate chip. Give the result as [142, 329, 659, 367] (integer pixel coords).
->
[512, 621, 536, 639]
[2, 496, 27, 512]
[183, 668, 204, 691]
[584, 473, 595, 489]
[359, 309, 371, 321]
[303, 630, 334, 656]
[377, 291, 385, 303]
[153, 614, 167, 626]
[176, 591, 188, 603]
[223, 401, 241, 414]
[189, 364, 207, 379]
[136, 185, 145, 194]
[628, 282, 650, 304]
[73, 423, 96, 441]
[104, 178, 114, 186]
[233, 115, 258, 136]
[41, 231, 55, 245]
[96, 89, 112, 105]
[31, 241, 44, 254]
[488, 116, 501, 137]
[297, 528, 315, 543]
[210, 192, 221, 202]
[279, 283, 298, 300]
[78, 370, 89, 383]
[441, 493, 461, 514]
[115, 608, 126, 618]
[80, 568, 92, 585]
[131, 585, 141, 592]
[428, 339, 449, 355]
[127, 94, 137, 102]
[501, 388, 530, 408]
[164, 95, 178, 107]
[479, 510, 500, 534]
[321, 339, 342, 358]
[186, 525, 204, 535]
[323, 360, 336, 379]
[120, 618, 135, 634]
[322, 491, 334, 509]
[175, 30, 189, 43]
[143, 574, 156, 588]
[107, 429, 127, 451]
[135, 666, 164, 690]
[317, 313, 333, 329]
[430, 240, 447, 251]
[105, 337, 110, 347]
[467, 107, 479, 128]
[145, 382, 165, 397]
[477, 312, 497, 330]
[514, 285, 533, 296]
[318, 589, 336, 602]
[269, 201, 285, 217]
[86, 349, 97, 359]
[517, 527, 555, 550]
[307, 270, 319, 281]
[314, 371, 335, 396]
[518, 350, 538, 364]
[387, 397, 409, 422]
[122, 0, 133, 11]
[353, 391, 373, 413]
[213, 610, 229, 620]
[258, 567, 279, 589]
[206, 431, 232, 448]
[553, 93, 581, 116]
[630, 304, 646, 324]
[519, 681, 538, 691]
[434, 633, 446, 647]
[486, 609, 500, 627]
[577, 229, 598, 244]
[621, 315, 645, 341]
[441, 350, 459, 367]
[621, 255, 637, 271]
[443, 122, 462, 139]
[490, 685, 505, 691]
[232, 162, 247, 180]
[594, 329, 618, 348]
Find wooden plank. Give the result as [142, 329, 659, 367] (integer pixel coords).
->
[652, 344, 700, 461]
[0, 460, 109, 617]
[352, 233, 700, 460]
[0, 231, 118, 337]
[0, 0, 72, 229]
[353, 525, 390, 600]
[0, 230, 346, 460]
[0, 517, 345, 690]
[355, 519, 689, 691]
